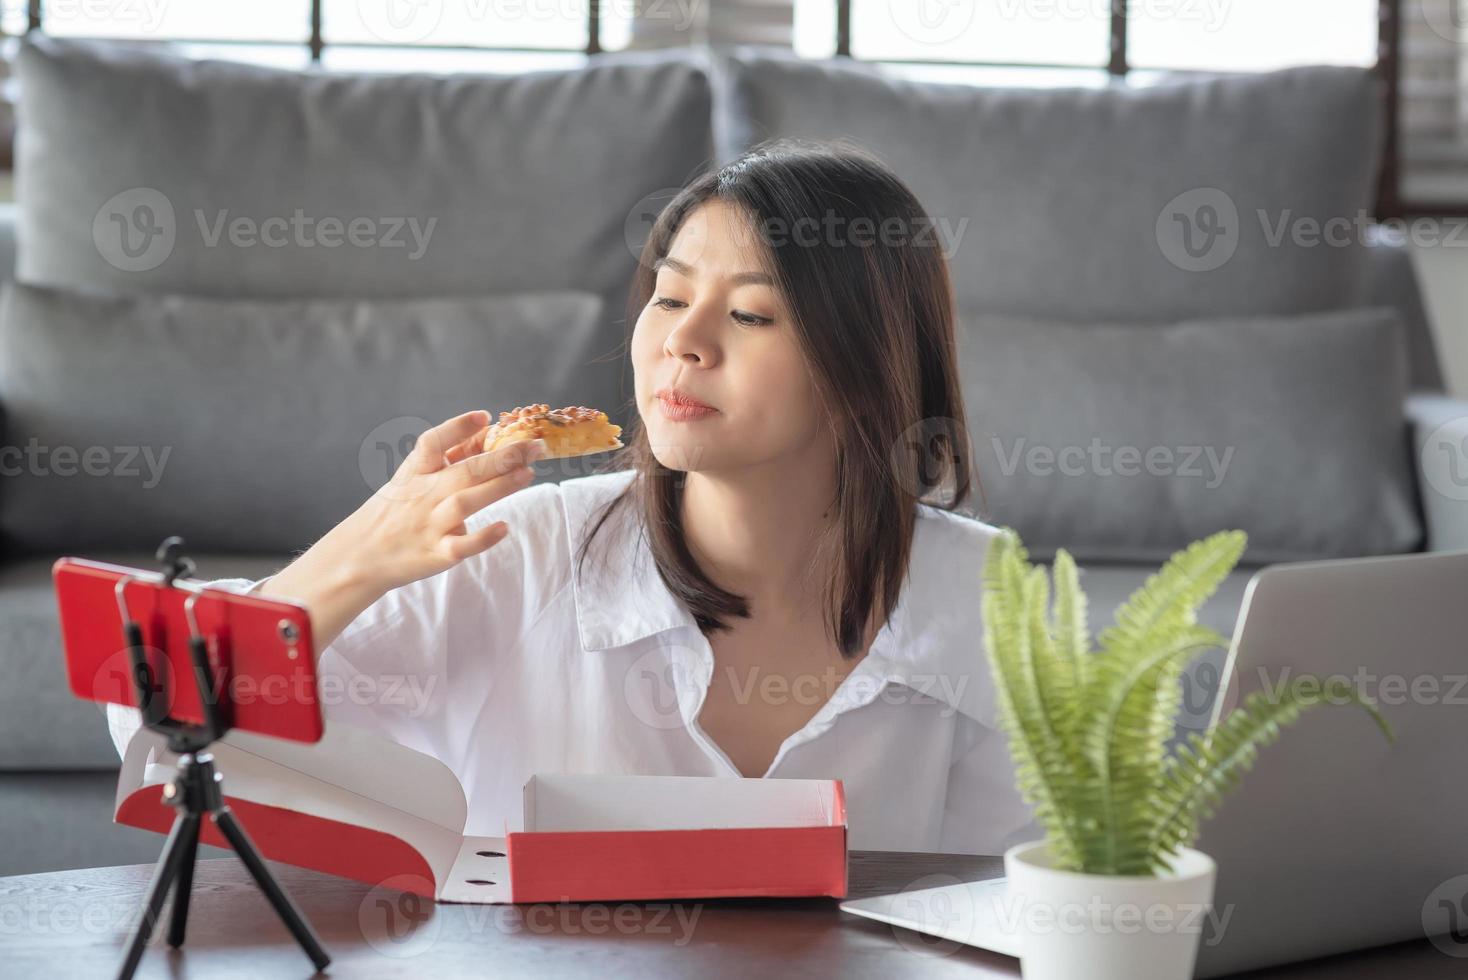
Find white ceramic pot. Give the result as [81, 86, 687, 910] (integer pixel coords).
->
[1002, 840, 1217, 980]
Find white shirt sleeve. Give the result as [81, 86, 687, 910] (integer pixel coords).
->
[309, 492, 547, 769]
[104, 575, 274, 762]
[106, 483, 553, 773]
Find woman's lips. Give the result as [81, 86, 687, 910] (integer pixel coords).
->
[658, 394, 719, 421]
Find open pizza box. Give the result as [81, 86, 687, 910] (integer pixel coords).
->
[114, 721, 848, 903]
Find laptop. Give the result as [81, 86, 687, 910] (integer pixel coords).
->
[841, 548, 1468, 976]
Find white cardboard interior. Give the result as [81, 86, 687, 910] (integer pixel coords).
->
[522, 773, 840, 832]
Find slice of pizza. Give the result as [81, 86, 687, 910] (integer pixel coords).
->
[480, 403, 624, 459]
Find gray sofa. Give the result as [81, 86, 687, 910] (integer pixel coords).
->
[1, 37, 1463, 876]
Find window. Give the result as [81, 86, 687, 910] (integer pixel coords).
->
[1394, 0, 1468, 210]
[1, 1, 633, 70]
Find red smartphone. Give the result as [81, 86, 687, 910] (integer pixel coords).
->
[53, 556, 324, 744]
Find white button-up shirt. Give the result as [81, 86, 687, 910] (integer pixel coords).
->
[109, 468, 1039, 855]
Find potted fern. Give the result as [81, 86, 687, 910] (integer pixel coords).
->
[981, 527, 1393, 980]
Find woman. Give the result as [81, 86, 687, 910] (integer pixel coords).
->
[108, 139, 1038, 855]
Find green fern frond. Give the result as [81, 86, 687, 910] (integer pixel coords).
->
[978, 525, 1392, 879]
[1051, 549, 1090, 693]
[1027, 565, 1081, 743]
[1082, 622, 1231, 874]
[982, 528, 1085, 868]
[1096, 530, 1246, 656]
[1145, 675, 1395, 874]
[1075, 530, 1243, 874]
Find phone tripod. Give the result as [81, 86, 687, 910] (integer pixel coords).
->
[114, 537, 330, 980]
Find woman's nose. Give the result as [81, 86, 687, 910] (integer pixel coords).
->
[663, 308, 719, 366]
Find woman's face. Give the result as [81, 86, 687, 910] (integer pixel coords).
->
[632, 199, 829, 474]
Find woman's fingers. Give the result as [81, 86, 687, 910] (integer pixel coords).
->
[443, 425, 489, 466]
[451, 436, 547, 489]
[440, 519, 510, 563]
[411, 410, 491, 474]
[432, 459, 536, 532]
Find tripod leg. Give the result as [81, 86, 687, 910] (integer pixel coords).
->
[166, 813, 202, 948]
[116, 811, 195, 980]
[212, 806, 331, 972]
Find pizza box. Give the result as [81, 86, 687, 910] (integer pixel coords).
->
[114, 721, 848, 903]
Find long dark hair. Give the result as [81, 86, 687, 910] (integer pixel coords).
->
[576, 137, 981, 659]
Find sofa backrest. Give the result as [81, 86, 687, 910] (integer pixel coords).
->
[711, 47, 1444, 393]
[14, 36, 719, 426]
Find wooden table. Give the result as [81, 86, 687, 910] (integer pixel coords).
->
[0, 853, 1455, 978]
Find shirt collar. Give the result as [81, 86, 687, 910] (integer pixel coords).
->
[559, 469, 998, 727]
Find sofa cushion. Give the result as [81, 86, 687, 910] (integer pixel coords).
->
[15, 35, 712, 315]
[959, 307, 1423, 562]
[715, 48, 1384, 323]
[0, 550, 284, 771]
[0, 281, 606, 556]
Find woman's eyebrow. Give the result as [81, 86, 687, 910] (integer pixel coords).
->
[654, 255, 774, 286]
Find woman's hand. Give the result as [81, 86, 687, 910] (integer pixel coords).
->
[259, 410, 547, 651]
